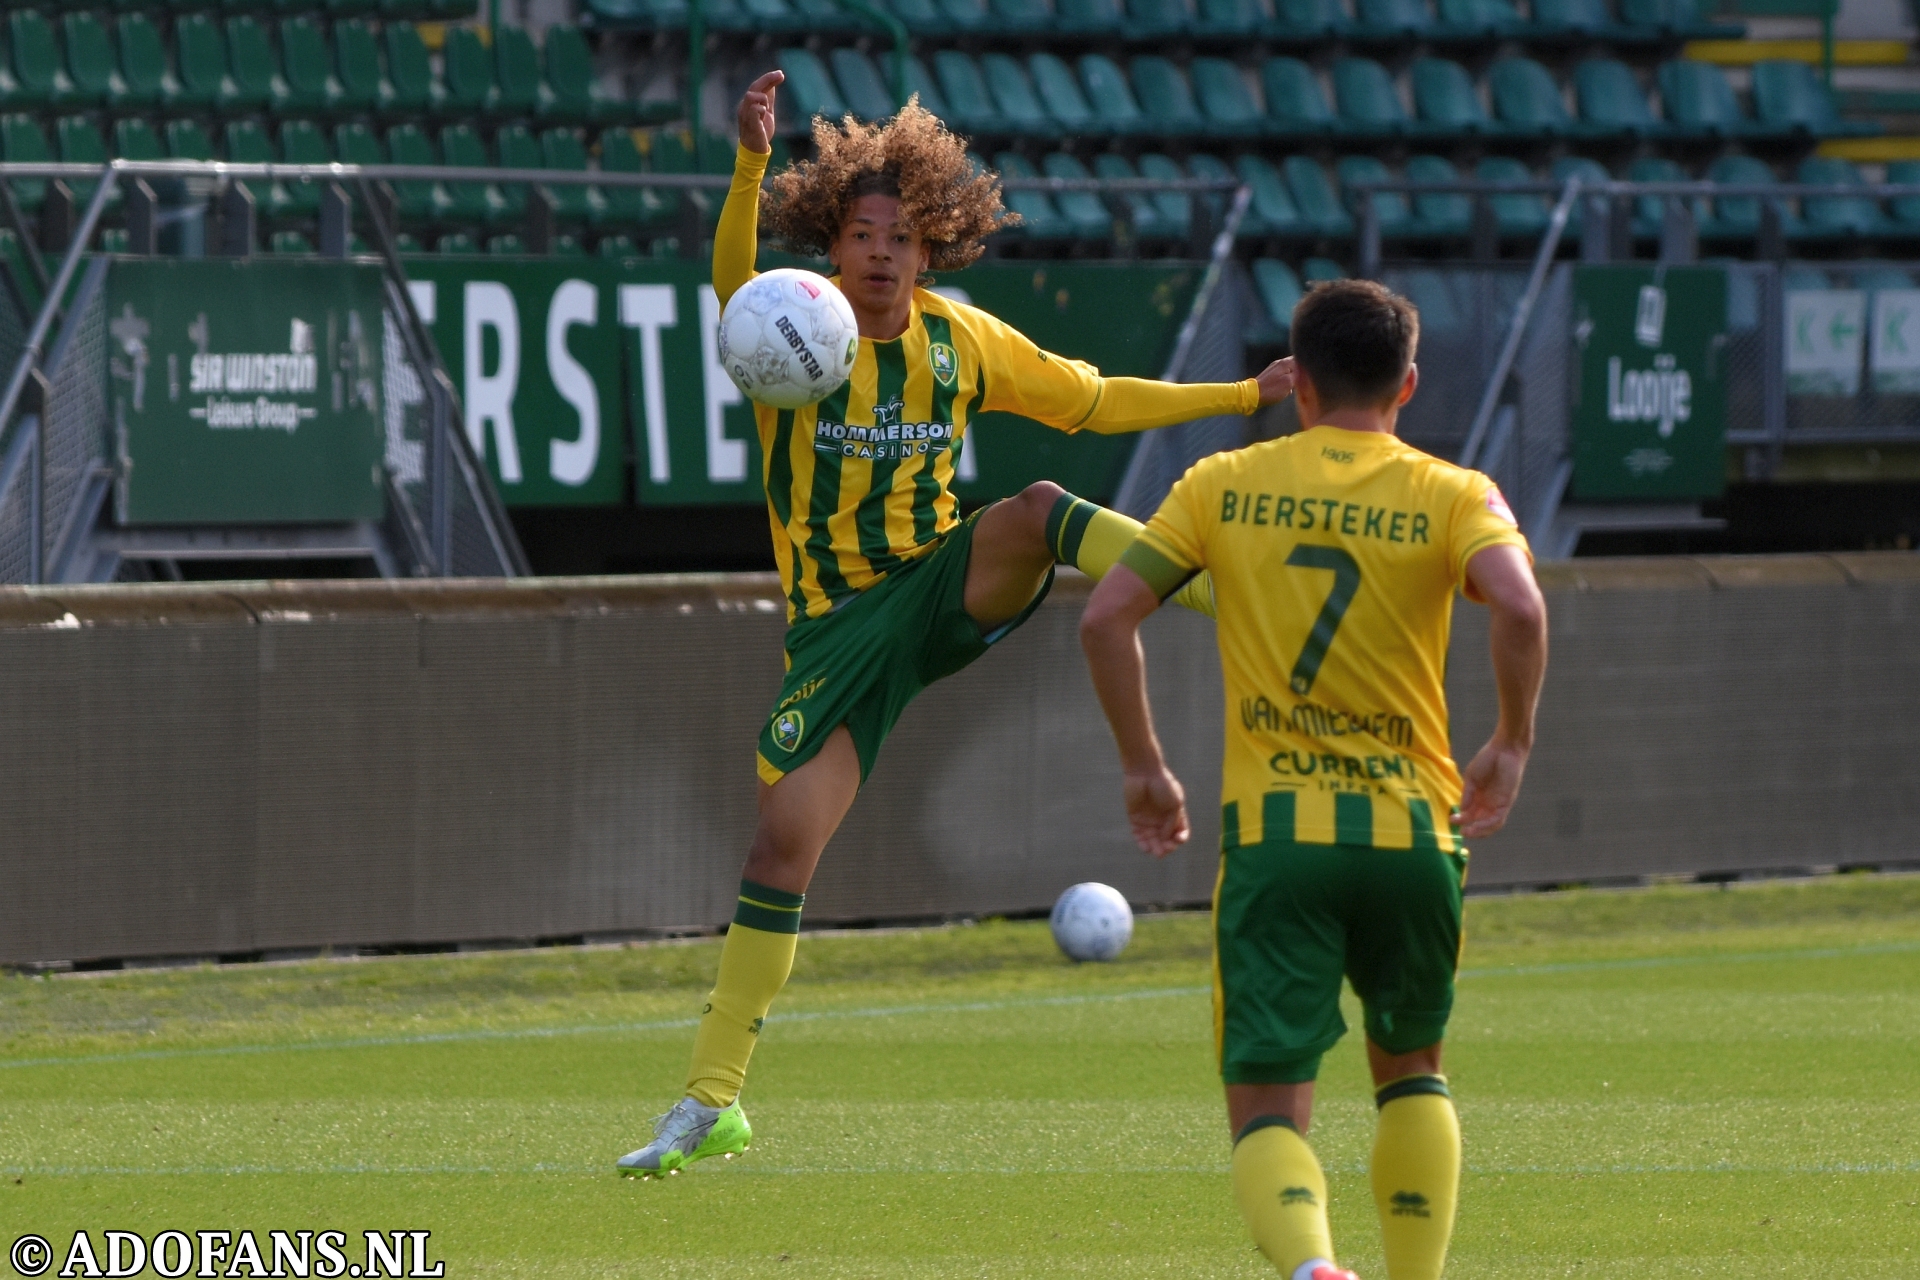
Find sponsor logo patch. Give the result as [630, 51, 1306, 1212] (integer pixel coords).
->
[929, 342, 958, 387]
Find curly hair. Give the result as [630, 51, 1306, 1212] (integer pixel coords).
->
[761, 99, 1017, 274]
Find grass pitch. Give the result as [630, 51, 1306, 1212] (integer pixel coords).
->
[5, 874, 1920, 1278]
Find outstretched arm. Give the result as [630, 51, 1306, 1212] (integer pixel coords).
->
[1080, 564, 1191, 856]
[1457, 543, 1547, 837]
[714, 70, 783, 308]
[1076, 358, 1297, 434]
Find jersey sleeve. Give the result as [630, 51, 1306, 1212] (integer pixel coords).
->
[1449, 472, 1532, 599]
[712, 145, 768, 309]
[1121, 462, 1216, 599]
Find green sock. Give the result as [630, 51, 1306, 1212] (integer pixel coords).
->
[1045, 491, 1215, 617]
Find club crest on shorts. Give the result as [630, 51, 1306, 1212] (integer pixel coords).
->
[929, 342, 958, 387]
[771, 709, 806, 753]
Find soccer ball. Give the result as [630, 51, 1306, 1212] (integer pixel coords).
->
[1050, 883, 1134, 963]
[718, 268, 860, 409]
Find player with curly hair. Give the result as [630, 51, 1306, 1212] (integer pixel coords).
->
[617, 72, 1295, 1178]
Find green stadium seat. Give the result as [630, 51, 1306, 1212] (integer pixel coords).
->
[1136, 152, 1194, 238]
[1699, 153, 1779, 238]
[0, 115, 49, 210]
[995, 151, 1070, 239]
[790, 0, 864, 32]
[269, 230, 315, 255]
[9, 11, 77, 108]
[334, 121, 383, 168]
[1796, 156, 1888, 237]
[732, 0, 802, 32]
[279, 119, 331, 215]
[332, 19, 392, 115]
[1488, 57, 1576, 137]
[1130, 56, 1206, 136]
[1195, 0, 1267, 36]
[1303, 256, 1345, 281]
[166, 119, 215, 162]
[1656, 60, 1751, 138]
[1092, 152, 1166, 237]
[1886, 160, 1920, 231]
[1551, 155, 1610, 188]
[1354, 0, 1433, 37]
[597, 233, 638, 258]
[1125, 0, 1194, 37]
[384, 123, 452, 224]
[1282, 156, 1351, 236]
[440, 124, 509, 225]
[437, 231, 480, 254]
[112, 117, 163, 164]
[1261, 58, 1333, 137]
[1752, 59, 1878, 138]
[905, 56, 953, 119]
[444, 25, 499, 117]
[1626, 155, 1696, 237]
[937, 0, 995, 33]
[225, 17, 289, 113]
[1619, 0, 1738, 36]
[541, 128, 609, 225]
[1078, 54, 1147, 135]
[982, 53, 1056, 136]
[833, 48, 897, 122]
[1436, 0, 1522, 35]
[1331, 57, 1410, 137]
[1337, 155, 1412, 235]
[1574, 58, 1662, 138]
[1056, 0, 1125, 31]
[280, 17, 341, 114]
[114, 15, 177, 111]
[651, 127, 725, 231]
[1234, 154, 1305, 235]
[1250, 258, 1302, 344]
[386, 22, 445, 115]
[1532, 0, 1634, 38]
[934, 51, 1005, 135]
[776, 47, 850, 129]
[598, 126, 675, 229]
[1040, 153, 1114, 237]
[1271, 0, 1350, 34]
[62, 13, 124, 107]
[173, 15, 230, 110]
[1030, 53, 1097, 135]
[1395, 268, 1464, 329]
[884, 0, 950, 32]
[543, 27, 611, 124]
[493, 122, 543, 220]
[1411, 57, 1494, 135]
[1405, 154, 1470, 234]
[495, 25, 547, 118]
[1187, 151, 1237, 225]
[992, 0, 1055, 31]
[55, 115, 114, 207]
[1190, 57, 1263, 137]
[1475, 155, 1548, 235]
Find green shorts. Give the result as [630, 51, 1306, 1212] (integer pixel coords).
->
[756, 505, 1053, 786]
[1213, 837, 1468, 1085]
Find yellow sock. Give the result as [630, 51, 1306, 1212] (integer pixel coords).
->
[1371, 1077, 1461, 1280]
[683, 879, 803, 1108]
[1045, 492, 1215, 617]
[1231, 1117, 1336, 1277]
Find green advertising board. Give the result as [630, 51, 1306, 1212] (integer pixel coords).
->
[109, 259, 386, 525]
[401, 258, 1198, 508]
[1570, 265, 1728, 501]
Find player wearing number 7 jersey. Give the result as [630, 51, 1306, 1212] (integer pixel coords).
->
[1080, 280, 1548, 1280]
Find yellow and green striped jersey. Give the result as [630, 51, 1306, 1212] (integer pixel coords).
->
[716, 146, 1260, 624]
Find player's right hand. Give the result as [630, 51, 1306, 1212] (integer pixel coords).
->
[1123, 766, 1190, 857]
[739, 71, 783, 155]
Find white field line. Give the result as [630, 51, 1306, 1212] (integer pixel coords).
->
[4, 1162, 1918, 1178]
[3, 938, 1917, 1074]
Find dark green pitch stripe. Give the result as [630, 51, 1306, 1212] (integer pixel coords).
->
[1375, 1075, 1450, 1108]
[914, 313, 960, 546]
[766, 410, 804, 616]
[854, 338, 909, 575]
[802, 381, 853, 606]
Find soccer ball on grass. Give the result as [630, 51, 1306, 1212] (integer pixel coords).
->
[718, 269, 860, 409]
[1050, 883, 1134, 963]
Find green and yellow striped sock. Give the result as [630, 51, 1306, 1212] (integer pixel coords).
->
[1045, 491, 1214, 618]
[684, 879, 803, 1108]
[1371, 1075, 1460, 1280]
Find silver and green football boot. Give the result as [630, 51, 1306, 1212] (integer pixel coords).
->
[616, 1097, 751, 1178]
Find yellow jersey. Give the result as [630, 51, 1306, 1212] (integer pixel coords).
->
[1130, 425, 1531, 852]
[715, 146, 1260, 624]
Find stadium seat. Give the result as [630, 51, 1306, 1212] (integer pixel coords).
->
[1551, 154, 1612, 192]
[544, 28, 612, 125]
[1093, 152, 1167, 237]
[1626, 154, 1690, 237]
[1406, 154, 1471, 235]
[1272, 0, 1352, 35]
[334, 121, 384, 170]
[1056, 0, 1127, 33]
[1190, 57, 1264, 136]
[166, 119, 215, 163]
[1355, 0, 1435, 37]
[1040, 153, 1115, 237]
[384, 123, 452, 225]
[62, 13, 124, 108]
[937, 0, 996, 34]
[1702, 153, 1792, 239]
[777, 48, 850, 129]
[1262, 57, 1335, 136]
[1250, 258, 1303, 343]
[1234, 154, 1306, 235]
[1656, 61, 1754, 138]
[992, 0, 1056, 32]
[598, 126, 675, 230]
[995, 151, 1070, 238]
[1137, 152, 1195, 238]
[906, 56, 954, 118]
[1303, 256, 1346, 281]
[1130, 57, 1207, 137]
[279, 119, 332, 216]
[386, 23, 446, 116]
[444, 25, 499, 116]
[9, 11, 77, 108]
[112, 117, 163, 163]
[982, 52, 1057, 136]
[1532, 0, 1636, 37]
[1751, 59, 1878, 138]
[1411, 57, 1495, 134]
[1574, 58, 1663, 137]
[1031, 53, 1099, 135]
[1187, 151, 1238, 225]
[1337, 155, 1413, 235]
[1886, 160, 1920, 232]
[333, 19, 392, 115]
[173, 15, 230, 111]
[0, 115, 49, 210]
[1796, 156, 1889, 237]
[935, 52, 1006, 135]
[833, 49, 897, 122]
[1619, 0, 1737, 37]
[441, 124, 509, 225]
[1437, 0, 1523, 35]
[280, 17, 342, 114]
[1282, 156, 1352, 236]
[1332, 57, 1411, 137]
[495, 25, 548, 118]
[1395, 269, 1466, 332]
[115, 15, 178, 111]
[540, 128, 609, 226]
[1079, 54, 1148, 135]
[1488, 56, 1578, 137]
[225, 17, 289, 113]
[1475, 155, 1548, 235]
[1126, 0, 1195, 37]
[55, 115, 113, 207]
[1195, 0, 1267, 36]
[493, 123, 544, 221]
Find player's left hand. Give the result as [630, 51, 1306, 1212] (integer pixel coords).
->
[1122, 766, 1190, 857]
[1253, 357, 1296, 407]
[1457, 737, 1529, 837]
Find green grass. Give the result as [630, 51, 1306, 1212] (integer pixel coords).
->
[5, 874, 1920, 1277]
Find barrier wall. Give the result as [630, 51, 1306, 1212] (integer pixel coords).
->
[2, 552, 1917, 965]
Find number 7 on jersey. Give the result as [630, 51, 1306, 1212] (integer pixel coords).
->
[1285, 544, 1361, 697]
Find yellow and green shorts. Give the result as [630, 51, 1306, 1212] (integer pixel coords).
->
[756, 506, 1052, 786]
[1213, 823, 1467, 1084]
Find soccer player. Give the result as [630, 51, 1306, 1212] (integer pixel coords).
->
[1078, 280, 1548, 1280]
[616, 72, 1297, 1176]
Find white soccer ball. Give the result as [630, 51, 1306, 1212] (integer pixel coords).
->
[718, 268, 860, 409]
[1050, 882, 1134, 963]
